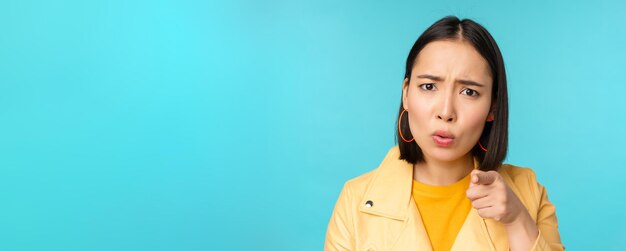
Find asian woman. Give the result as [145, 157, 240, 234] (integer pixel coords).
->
[324, 16, 564, 251]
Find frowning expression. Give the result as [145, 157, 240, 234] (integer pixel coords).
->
[402, 40, 494, 162]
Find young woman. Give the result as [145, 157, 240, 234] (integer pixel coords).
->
[324, 16, 563, 251]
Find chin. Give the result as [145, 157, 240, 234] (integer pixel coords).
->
[423, 147, 466, 162]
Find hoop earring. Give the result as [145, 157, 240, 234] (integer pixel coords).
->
[398, 109, 414, 143]
[478, 141, 487, 152]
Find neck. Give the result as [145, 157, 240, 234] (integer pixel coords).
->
[413, 153, 474, 186]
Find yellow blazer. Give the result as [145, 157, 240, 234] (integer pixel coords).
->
[324, 146, 564, 251]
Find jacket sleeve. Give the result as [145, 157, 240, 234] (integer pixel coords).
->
[324, 181, 355, 251]
[530, 181, 565, 251]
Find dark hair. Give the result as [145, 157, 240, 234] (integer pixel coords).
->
[396, 16, 508, 171]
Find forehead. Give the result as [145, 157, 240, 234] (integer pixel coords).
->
[413, 40, 492, 85]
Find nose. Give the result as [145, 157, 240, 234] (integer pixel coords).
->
[436, 94, 456, 123]
[437, 113, 455, 122]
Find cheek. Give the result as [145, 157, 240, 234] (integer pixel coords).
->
[460, 107, 490, 138]
[406, 98, 431, 131]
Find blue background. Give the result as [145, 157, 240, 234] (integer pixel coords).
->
[1, 0, 624, 250]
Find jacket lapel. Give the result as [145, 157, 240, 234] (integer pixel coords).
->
[450, 208, 496, 251]
[358, 147, 429, 249]
[358, 147, 413, 221]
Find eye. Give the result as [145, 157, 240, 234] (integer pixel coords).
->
[461, 88, 479, 97]
[419, 83, 436, 91]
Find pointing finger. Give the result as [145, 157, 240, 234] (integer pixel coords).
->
[472, 170, 498, 185]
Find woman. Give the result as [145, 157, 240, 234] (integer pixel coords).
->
[324, 16, 563, 251]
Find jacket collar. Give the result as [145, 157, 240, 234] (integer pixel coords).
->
[358, 146, 480, 220]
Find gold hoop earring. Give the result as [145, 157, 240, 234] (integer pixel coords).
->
[398, 109, 414, 143]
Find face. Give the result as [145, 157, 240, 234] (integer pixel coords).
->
[402, 40, 494, 162]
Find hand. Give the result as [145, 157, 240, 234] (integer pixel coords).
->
[466, 169, 540, 251]
[465, 170, 526, 225]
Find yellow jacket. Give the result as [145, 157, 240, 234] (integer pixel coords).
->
[324, 146, 564, 251]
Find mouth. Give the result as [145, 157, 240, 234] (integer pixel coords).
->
[432, 130, 455, 147]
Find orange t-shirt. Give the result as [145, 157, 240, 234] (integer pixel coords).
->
[411, 171, 472, 251]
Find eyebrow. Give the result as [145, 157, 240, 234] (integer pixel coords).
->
[416, 74, 485, 87]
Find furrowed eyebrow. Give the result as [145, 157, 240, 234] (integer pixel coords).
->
[416, 74, 484, 88]
[416, 74, 443, 82]
[457, 79, 484, 88]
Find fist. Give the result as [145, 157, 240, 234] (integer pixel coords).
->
[465, 170, 526, 225]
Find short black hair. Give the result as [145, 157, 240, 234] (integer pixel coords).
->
[396, 16, 508, 171]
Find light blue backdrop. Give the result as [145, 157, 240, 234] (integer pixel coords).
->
[1, 0, 624, 250]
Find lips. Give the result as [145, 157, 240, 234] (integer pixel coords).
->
[432, 130, 455, 147]
[432, 130, 455, 139]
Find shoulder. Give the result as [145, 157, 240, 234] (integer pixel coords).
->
[340, 167, 378, 198]
[339, 146, 403, 197]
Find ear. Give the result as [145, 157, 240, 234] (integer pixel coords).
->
[402, 78, 409, 110]
[487, 103, 496, 121]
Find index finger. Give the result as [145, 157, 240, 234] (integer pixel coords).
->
[471, 170, 498, 185]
